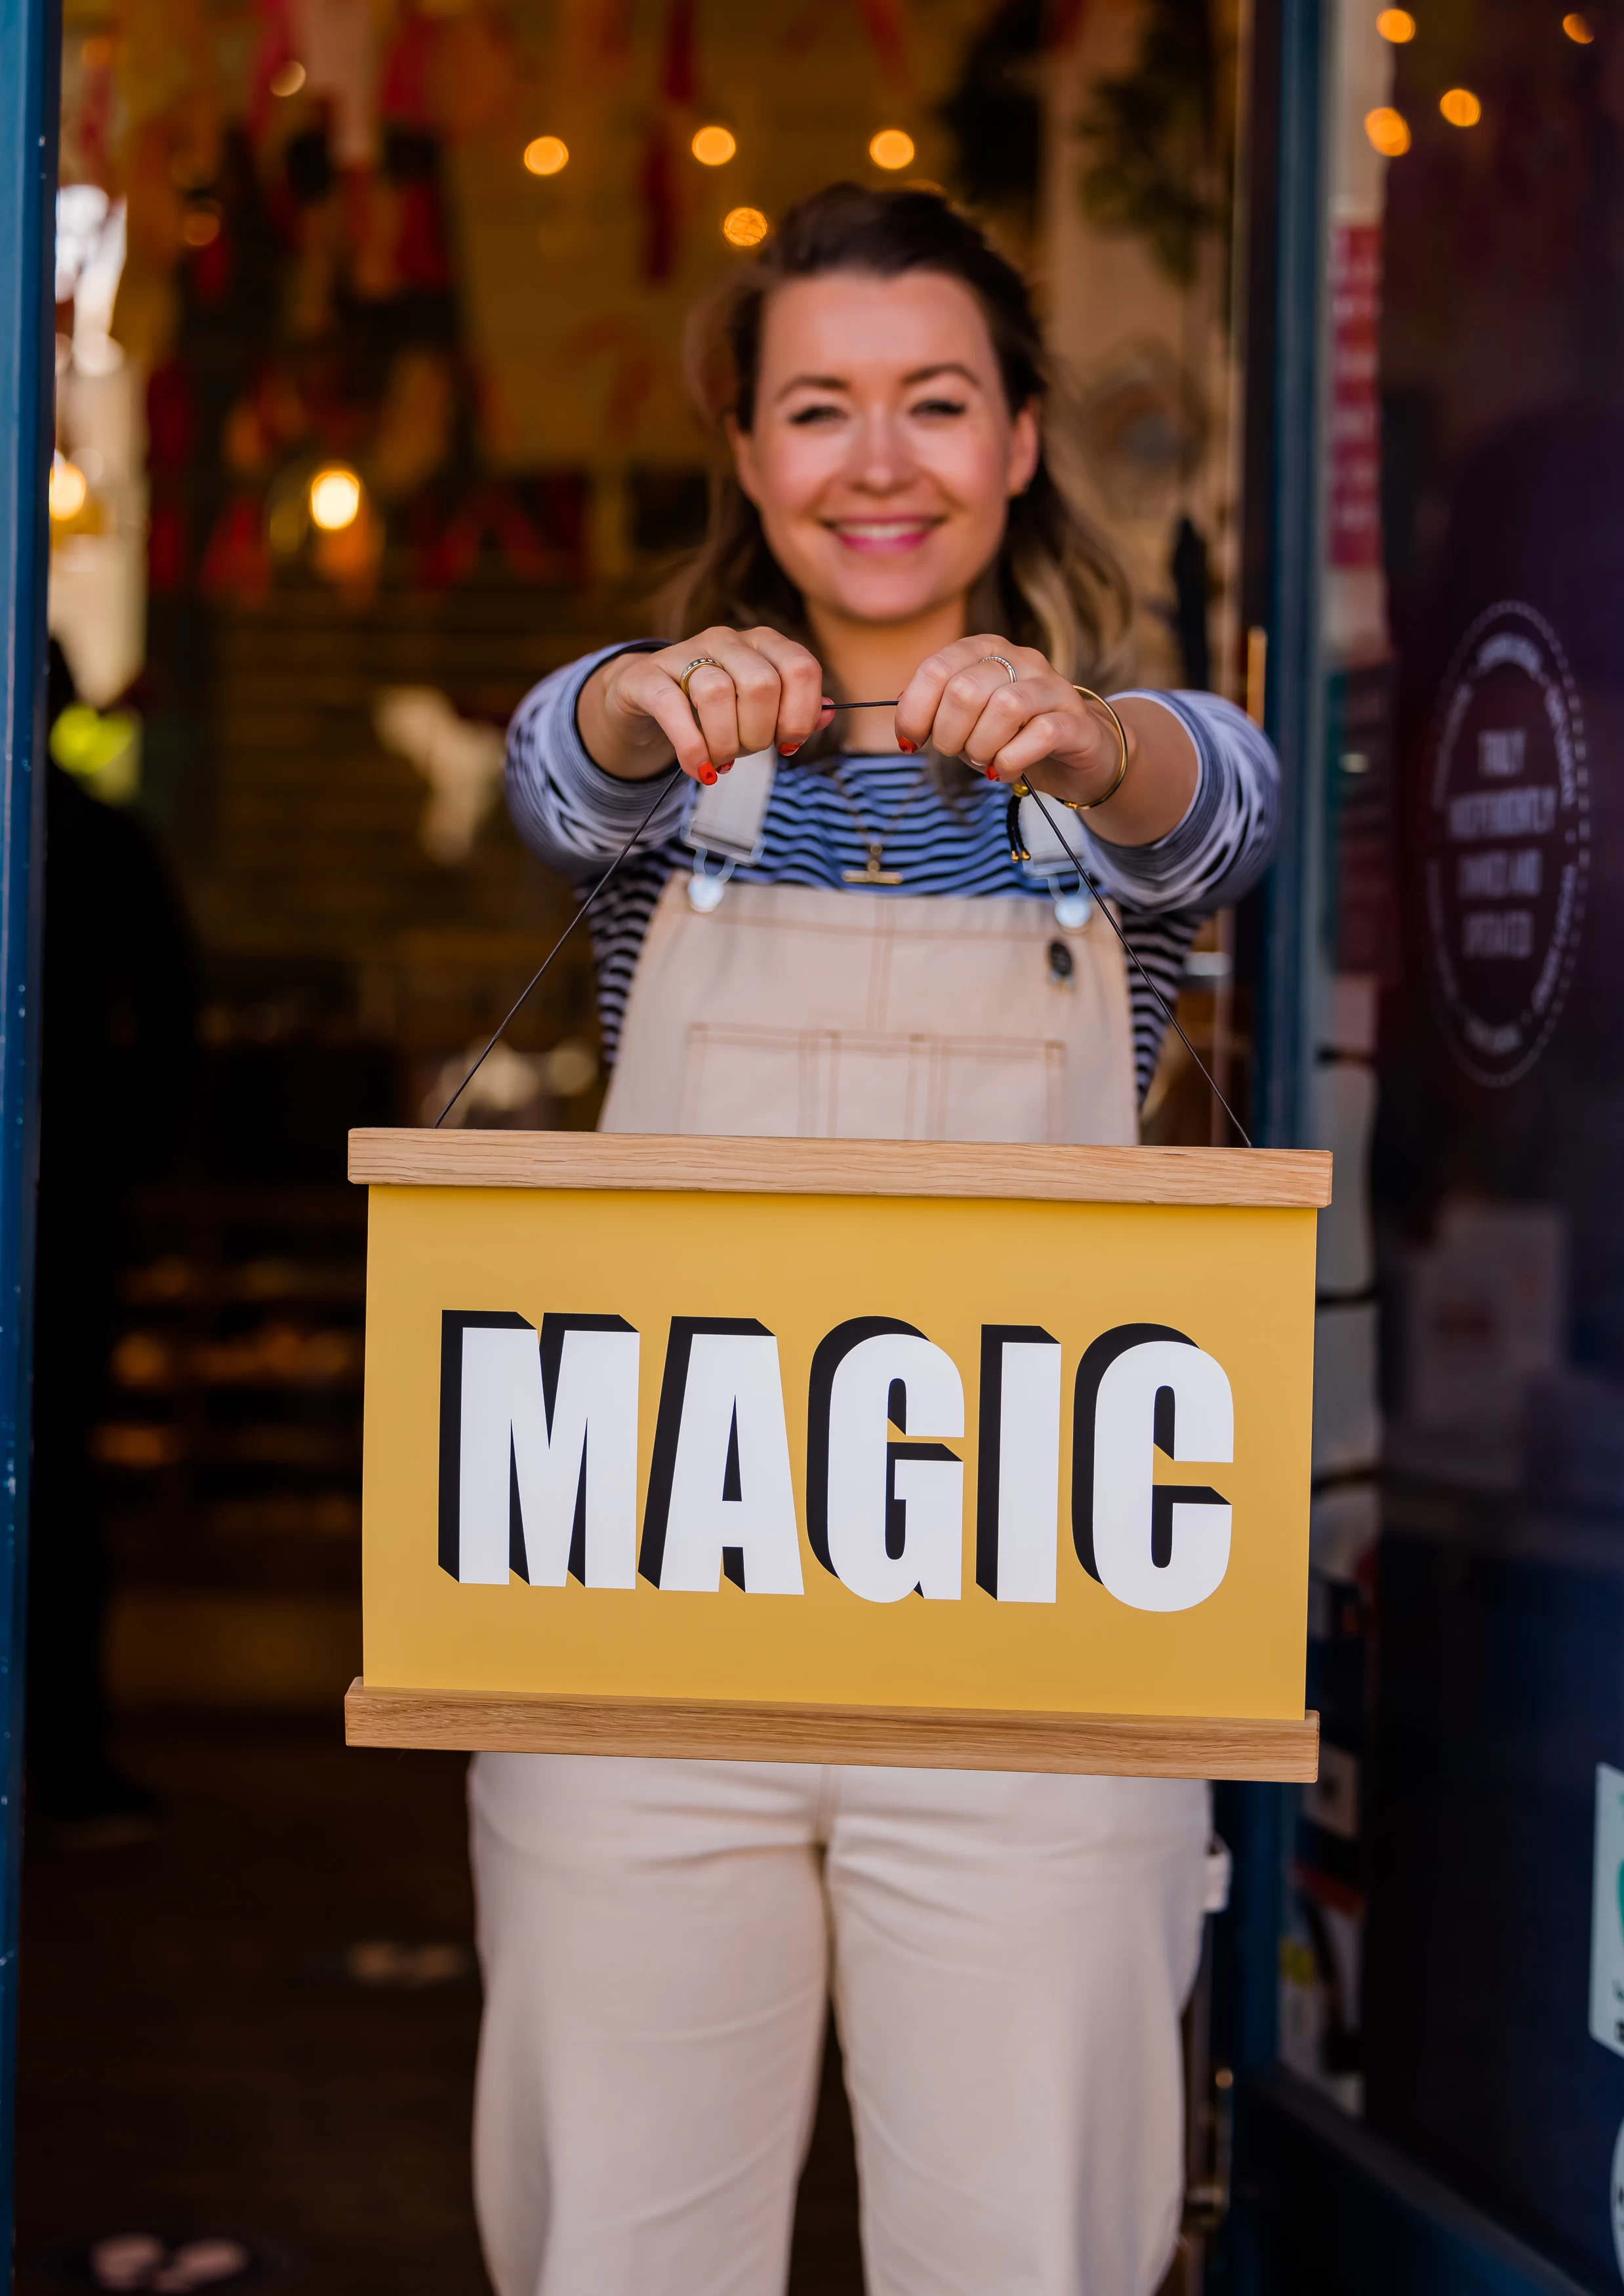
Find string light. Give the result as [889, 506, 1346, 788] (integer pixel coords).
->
[523, 135, 569, 176]
[49, 454, 87, 522]
[722, 206, 769, 247]
[691, 125, 737, 165]
[270, 60, 306, 95]
[1439, 85, 1482, 124]
[1375, 8, 1415, 39]
[869, 129, 915, 170]
[1563, 11, 1594, 39]
[310, 466, 362, 531]
[1364, 105, 1412, 154]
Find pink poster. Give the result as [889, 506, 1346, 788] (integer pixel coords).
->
[1328, 222, 1383, 569]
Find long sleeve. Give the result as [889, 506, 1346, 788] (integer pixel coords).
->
[504, 649, 1280, 1103]
[1077, 690, 1280, 916]
[505, 643, 686, 883]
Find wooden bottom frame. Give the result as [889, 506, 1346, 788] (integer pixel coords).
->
[345, 1680, 1320, 1780]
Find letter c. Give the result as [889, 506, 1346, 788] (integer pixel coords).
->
[1072, 1324, 1233, 1612]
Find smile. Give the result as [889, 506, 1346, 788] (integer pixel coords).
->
[826, 518, 940, 554]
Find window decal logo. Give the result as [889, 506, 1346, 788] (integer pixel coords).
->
[1423, 599, 1591, 1088]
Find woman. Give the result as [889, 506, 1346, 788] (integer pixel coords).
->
[483, 184, 1277, 2296]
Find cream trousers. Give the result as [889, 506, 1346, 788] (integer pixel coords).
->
[469, 1753, 1209, 2296]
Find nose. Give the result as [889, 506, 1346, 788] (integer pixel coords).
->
[845, 405, 913, 493]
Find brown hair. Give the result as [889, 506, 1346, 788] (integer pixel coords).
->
[661, 182, 1132, 700]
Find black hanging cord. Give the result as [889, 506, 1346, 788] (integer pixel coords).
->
[1017, 781, 1253, 1149]
[434, 773, 674, 1127]
[433, 703, 884, 1126]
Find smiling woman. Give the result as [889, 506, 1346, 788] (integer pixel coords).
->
[480, 182, 1282, 2296]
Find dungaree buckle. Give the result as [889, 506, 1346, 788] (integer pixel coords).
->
[687, 848, 736, 913]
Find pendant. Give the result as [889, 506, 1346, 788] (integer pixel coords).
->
[841, 844, 903, 886]
[1053, 888, 1093, 929]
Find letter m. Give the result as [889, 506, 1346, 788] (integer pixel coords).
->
[439, 1312, 639, 1588]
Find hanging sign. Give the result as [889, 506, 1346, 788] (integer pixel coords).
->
[344, 1131, 1328, 1778]
[1423, 599, 1591, 1088]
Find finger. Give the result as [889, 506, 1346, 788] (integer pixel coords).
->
[737, 626, 825, 751]
[928, 661, 1036, 760]
[894, 637, 1042, 751]
[893, 647, 968, 750]
[628, 665, 722, 782]
[986, 710, 1086, 785]
[679, 659, 744, 770]
[689, 629, 791, 758]
[1009, 695, 1118, 787]
[959, 681, 1051, 769]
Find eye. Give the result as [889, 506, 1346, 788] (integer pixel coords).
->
[788, 402, 845, 426]
[910, 395, 968, 419]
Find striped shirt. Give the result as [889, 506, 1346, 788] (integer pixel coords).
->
[506, 643, 1280, 1101]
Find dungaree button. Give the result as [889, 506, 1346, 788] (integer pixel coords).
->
[1047, 939, 1074, 985]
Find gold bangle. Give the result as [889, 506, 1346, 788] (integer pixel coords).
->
[1064, 687, 1131, 808]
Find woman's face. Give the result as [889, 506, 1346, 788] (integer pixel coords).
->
[729, 268, 1040, 632]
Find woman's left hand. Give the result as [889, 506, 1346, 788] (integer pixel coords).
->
[895, 637, 1131, 810]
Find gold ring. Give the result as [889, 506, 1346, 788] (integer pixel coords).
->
[979, 653, 1018, 684]
[677, 655, 725, 704]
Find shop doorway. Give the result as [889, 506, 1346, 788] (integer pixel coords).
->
[22, 1, 1265, 2287]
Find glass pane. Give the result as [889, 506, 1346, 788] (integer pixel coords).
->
[1295, 0, 1624, 2277]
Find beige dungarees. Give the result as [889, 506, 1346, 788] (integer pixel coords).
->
[600, 777, 1138, 1146]
[468, 756, 1208, 2296]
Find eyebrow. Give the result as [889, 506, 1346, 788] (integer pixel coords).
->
[773, 361, 983, 402]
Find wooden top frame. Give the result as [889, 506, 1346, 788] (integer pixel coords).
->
[348, 1128, 1332, 1209]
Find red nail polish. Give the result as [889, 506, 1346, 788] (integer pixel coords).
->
[779, 741, 801, 756]
[718, 760, 733, 771]
[985, 768, 996, 781]
[700, 766, 718, 785]
[897, 736, 916, 754]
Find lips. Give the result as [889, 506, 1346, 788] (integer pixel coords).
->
[828, 518, 939, 554]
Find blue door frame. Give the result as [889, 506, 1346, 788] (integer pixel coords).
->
[0, 0, 60, 2261]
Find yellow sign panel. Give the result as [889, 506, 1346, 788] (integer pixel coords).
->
[355, 1135, 1324, 1759]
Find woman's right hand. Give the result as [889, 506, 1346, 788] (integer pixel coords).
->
[577, 627, 834, 785]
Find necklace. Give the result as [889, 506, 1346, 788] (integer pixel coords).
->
[824, 758, 930, 885]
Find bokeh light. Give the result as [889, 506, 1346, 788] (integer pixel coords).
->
[50, 703, 140, 802]
[868, 129, 916, 170]
[722, 206, 769, 247]
[1439, 85, 1482, 124]
[1563, 11, 1594, 39]
[49, 455, 87, 522]
[691, 125, 737, 166]
[1364, 105, 1412, 155]
[269, 60, 306, 95]
[182, 206, 221, 248]
[1375, 9, 1415, 39]
[310, 466, 363, 532]
[523, 135, 569, 177]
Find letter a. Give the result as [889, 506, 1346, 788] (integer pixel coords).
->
[640, 1319, 803, 1594]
